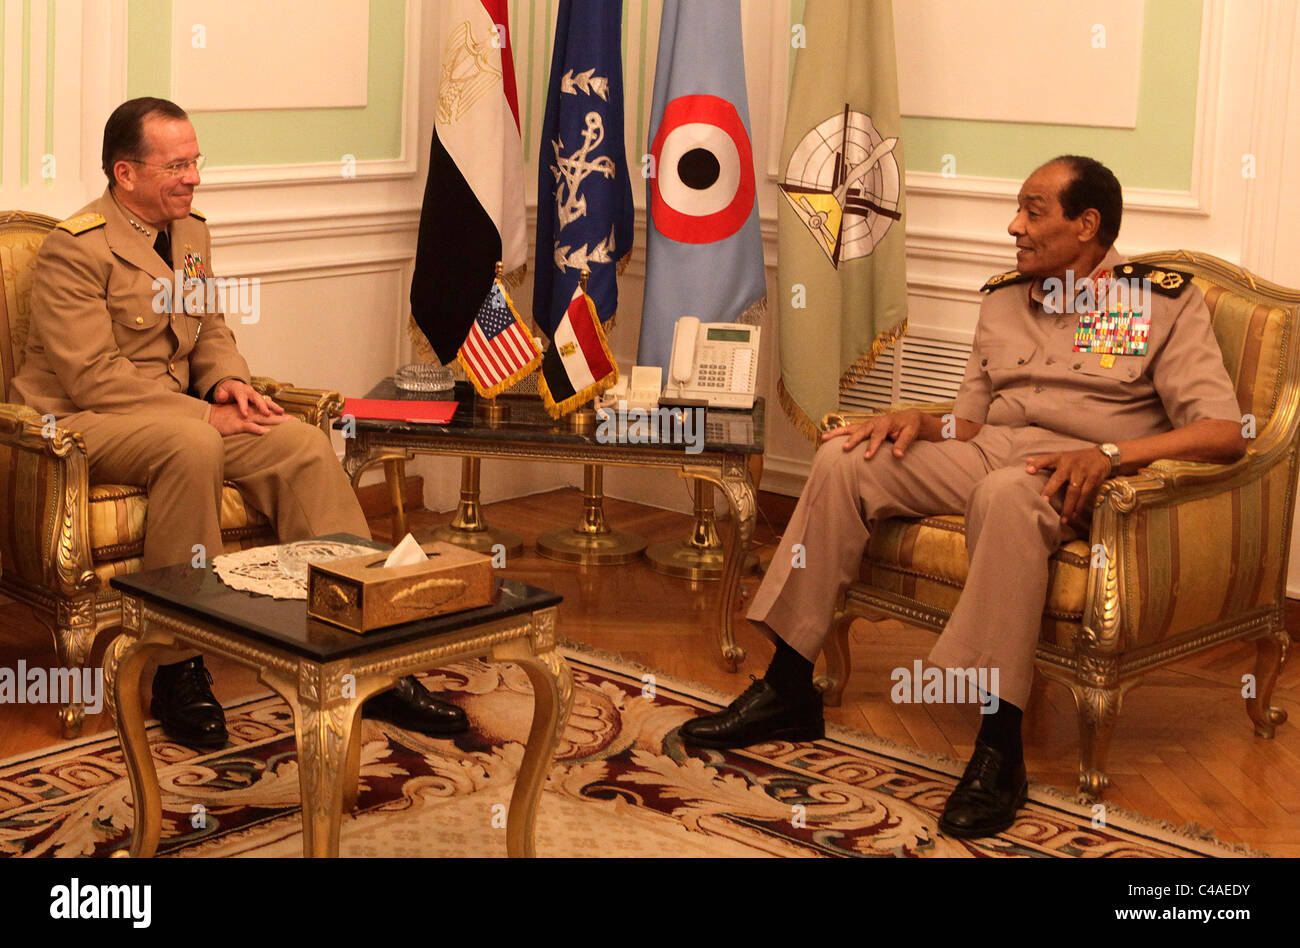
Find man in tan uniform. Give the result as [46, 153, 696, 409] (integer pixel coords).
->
[10, 98, 467, 747]
[681, 156, 1246, 837]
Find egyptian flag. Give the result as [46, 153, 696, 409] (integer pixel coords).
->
[410, 1, 527, 364]
[534, 0, 634, 335]
[538, 287, 618, 418]
[638, 0, 767, 386]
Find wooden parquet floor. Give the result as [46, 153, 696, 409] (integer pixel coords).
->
[2, 487, 1298, 855]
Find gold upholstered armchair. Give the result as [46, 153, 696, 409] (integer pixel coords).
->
[0, 209, 345, 737]
[819, 250, 1297, 802]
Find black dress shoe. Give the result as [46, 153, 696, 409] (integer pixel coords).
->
[363, 675, 469, 737]
[938, 741, 1028, 838]
[679, 677, 823, 749]
[150, 657, 228, 750]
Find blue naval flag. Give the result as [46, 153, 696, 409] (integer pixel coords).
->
[533, 0, 634, 337]
[638, 0, 767, 384]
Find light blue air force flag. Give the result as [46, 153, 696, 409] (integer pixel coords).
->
[638, 0, 767, 385]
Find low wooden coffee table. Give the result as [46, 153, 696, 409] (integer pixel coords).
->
[104, 536, 570, 858]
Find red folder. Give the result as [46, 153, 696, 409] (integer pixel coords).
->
[342, 398, 458, 424]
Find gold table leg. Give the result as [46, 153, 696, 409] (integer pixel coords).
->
[430, 456, 524, 557]
[537, 464, 647, 565]
[646, 479, 758, 580]
[681, 459, 756, 671]
[383, 458, 409, 540]
[492, 633, 574, 857]
[105, 630, 173, 858]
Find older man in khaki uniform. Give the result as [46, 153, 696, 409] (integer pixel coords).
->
[681, 155, 1246, 838]
[10, 97, 467, 747]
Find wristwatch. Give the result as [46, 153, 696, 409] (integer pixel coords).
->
[1098, 442, 1122, 476]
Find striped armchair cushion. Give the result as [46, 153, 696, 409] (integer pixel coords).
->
[87, 482, 271, 563]
[1199, 279, 1288, 426]
[862, 514, 1093, 648]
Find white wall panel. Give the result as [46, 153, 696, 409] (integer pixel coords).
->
[896, 0, 1144, 128]
[172, 0, 369, 112]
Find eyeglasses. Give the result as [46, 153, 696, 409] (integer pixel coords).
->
[125, 155, 207, 177]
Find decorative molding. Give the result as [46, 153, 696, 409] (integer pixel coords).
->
[195, 0, 423, 191]
[208, 205, 422, 247]
[238, 254, 412, 285]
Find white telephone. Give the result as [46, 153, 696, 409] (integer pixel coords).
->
[662, 316, 761, 410]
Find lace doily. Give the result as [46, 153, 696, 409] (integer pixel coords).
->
[213, 540, 378, 600]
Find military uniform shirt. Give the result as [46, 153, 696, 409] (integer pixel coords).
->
[952, 246, 1243, 445]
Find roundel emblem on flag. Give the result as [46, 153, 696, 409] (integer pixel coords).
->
[649, 94, 756, 244]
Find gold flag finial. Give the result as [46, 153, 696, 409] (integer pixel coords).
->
[580, 269, 590, 293]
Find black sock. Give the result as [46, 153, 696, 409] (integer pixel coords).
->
[976, 697, 1023, 762]
[763, 637, 814, 696]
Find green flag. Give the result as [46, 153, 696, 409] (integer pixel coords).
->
[777, 0, 908, 439]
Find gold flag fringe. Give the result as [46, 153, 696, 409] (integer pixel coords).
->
[776, 319, 909, 444]
[405, 313, 442, 365]
[501, 262, 528, 290]
[840, 319, 908, 388]
[538, 293, 621, 418]
[777, 376, 822, 443]
[457, 278, 542, 399]
[739, 296, 768, 325]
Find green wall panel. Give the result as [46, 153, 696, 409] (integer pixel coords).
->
[127, 0, 406, 166]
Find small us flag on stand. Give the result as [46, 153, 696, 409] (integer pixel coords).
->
[457, 273, 542, 398]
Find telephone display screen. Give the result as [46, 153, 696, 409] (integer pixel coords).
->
[707, 328, 750, 343]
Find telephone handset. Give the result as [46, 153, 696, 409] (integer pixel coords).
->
[662, 316, 760, 410]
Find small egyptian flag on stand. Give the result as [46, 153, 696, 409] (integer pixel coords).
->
[457, 265, 542, 399]
[538, 276, 618, 418]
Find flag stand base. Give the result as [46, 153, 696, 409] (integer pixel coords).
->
[537, 464, 646, 565]
[481, 398, 509, 426]
[647, 480, 757, 581]
[567, 406, 596, 434]
[429, 456, 524, 558]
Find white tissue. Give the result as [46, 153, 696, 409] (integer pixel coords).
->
[384, 533, 428, 569]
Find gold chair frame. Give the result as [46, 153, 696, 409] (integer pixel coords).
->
[819, 250, 1297, 801]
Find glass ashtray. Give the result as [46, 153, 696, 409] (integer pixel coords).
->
[395, 362, 455, 393]
[276, 540, 377, 582]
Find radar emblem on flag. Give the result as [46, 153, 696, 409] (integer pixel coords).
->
[779, 105, 901, 268]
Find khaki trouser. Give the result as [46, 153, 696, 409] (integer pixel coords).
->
[747, 424, 1094, 708]
[66, 411, 371, 570]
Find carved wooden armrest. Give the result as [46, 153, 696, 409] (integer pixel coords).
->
[249, 376, 344, 434]
[0, 402, 99, 597]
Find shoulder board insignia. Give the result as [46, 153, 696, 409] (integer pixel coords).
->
[1114, 262, 1191, 297]
[189, 208, 206, 222]
[56, 213, 107, 236]
[980, 269, 1032, 293]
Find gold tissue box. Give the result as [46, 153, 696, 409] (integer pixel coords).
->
[307, 542, 494, 633]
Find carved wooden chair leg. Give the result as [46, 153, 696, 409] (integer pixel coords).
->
[816, 611, 854, 707]
[46, 604, 99, 738]
[1246, 620, 1291, 738]
[1069, 680, 1124, 803]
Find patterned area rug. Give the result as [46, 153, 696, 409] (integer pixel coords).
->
[0, 645, 1251, 858]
